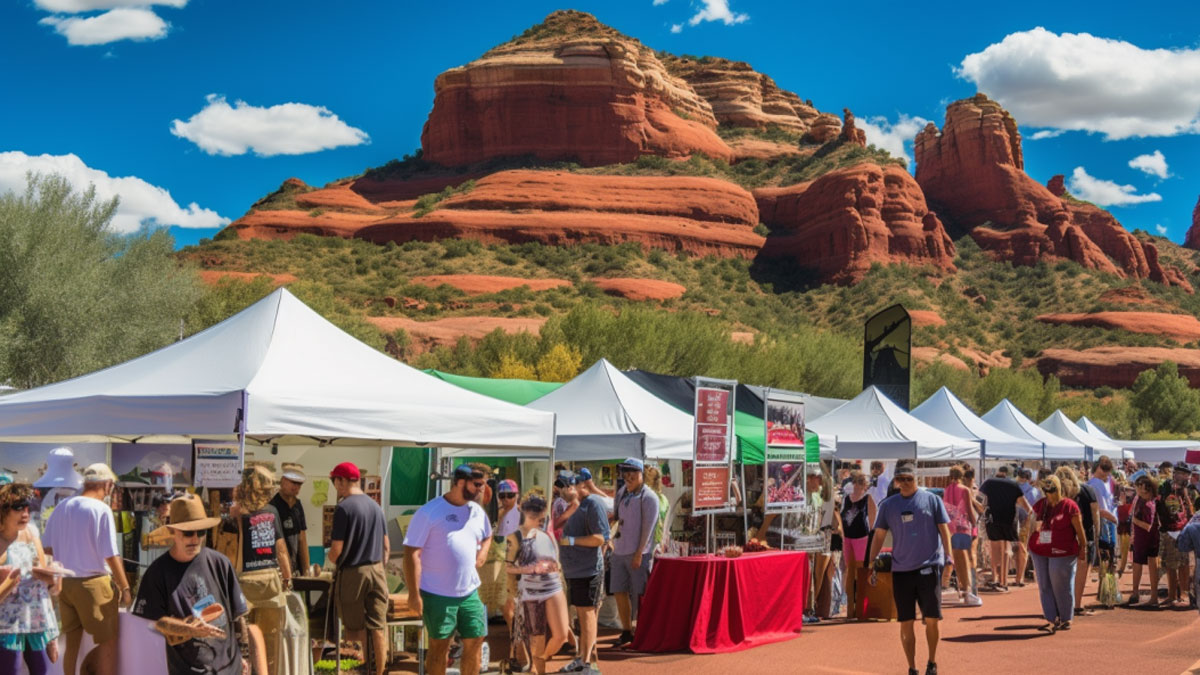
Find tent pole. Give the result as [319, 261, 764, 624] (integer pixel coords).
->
[740, 461, 748, 545]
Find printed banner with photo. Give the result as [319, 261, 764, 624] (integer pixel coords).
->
[111, 443, 194, 485]
[0, 443, 107, 485]
[765, 395, 805, 448]
[765, 391, 807, 511]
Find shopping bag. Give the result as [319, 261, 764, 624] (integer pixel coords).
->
[1097, 570, 1122, 608]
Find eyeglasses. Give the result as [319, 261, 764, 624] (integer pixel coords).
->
[10, 500, 30, 511]
[499, 492, 517, 499]
[895, 476, 915, 483]
[175, 530, 202, 539]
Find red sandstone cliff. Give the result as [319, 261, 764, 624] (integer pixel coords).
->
[419, 10, 732, 167]
[1186, 195, 1200, 250]
[1038, 347, 1200, 389]
[915, 94, 1189, 291]
[754, 163, 956, 283]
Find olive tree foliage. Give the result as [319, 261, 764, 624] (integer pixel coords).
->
[0, 174, 202, 388]
[1129, 361, 1200, 436]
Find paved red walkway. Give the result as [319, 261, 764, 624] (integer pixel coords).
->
[389, 574, 1200, 674]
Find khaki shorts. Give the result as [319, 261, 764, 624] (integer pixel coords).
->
[337, 563, 388, 631]
[60, 575, 119, 642]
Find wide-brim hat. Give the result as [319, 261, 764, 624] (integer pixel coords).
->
[237, 465, 276, 512]
[33, 447, 84, 490]
[153, 493, 220, 535]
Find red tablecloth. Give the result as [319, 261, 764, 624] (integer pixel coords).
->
[631, 550, 809, 654]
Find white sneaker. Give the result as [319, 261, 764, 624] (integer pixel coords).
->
[962, 593, 983, 607]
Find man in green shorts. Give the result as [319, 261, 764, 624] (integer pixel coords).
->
[403, 465, 492, 675]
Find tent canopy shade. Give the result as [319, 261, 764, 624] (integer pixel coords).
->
[981, 400, 1083, 460]
[0, 289, 556, 451]
[911, 387, 1044, 460]
[527, 359, 692, 461]
[808, 386, 978, 460]
[424, 370, 562, 406]
[1074, 415, 1200, 462]
[1040, 410, 1123, 457]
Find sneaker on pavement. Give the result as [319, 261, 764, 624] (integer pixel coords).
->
[557, 659, 586, 673]
[615, 630, 634, 646]
[925, 662, 938, 675]
[963, 593, 983, 607]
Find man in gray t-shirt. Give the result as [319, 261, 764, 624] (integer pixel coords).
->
[609, 457, 660, 647]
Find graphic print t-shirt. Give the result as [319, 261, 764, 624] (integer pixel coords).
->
[266, 494, 306, 575]
[133, 547, 248, 675]
[240, 510, 284, 572]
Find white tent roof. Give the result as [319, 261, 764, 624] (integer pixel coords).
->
[981, 400, 1085, 460]
[1040, 410, 1123, 458]
[808, 386, 978, 460]
[527, 358, 693, 461]
[0, 289, 556, 451]
[1076, 415, 1200, 462]
[912, 387, 1044, 460]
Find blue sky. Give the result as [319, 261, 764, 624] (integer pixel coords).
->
[1, 0, 1197, 248]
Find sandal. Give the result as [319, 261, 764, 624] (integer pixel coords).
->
[1075, 606, 1095, 616]
[1037, 623, 1056, 634]
[1057, 620, 1071, 630]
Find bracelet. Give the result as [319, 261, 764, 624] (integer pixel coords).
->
[568, 536, 575, 546]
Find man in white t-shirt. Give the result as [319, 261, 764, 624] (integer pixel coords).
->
[42, 463, 131, 675]
[403, 464, 493, 675]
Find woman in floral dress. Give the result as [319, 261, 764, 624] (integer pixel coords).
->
[0, 483, 61, 675]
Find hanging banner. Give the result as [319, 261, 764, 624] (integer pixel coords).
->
[863, 304, 912, 411]
[692, 378, 737, 515]
[192, 441, 243, 488]
[765, 391, 806, 512]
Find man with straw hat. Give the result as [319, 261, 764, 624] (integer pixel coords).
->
[42, 463, 131, 675]
[133, 493, 265, 675]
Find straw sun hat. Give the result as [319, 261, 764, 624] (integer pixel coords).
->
[236, 465, 276, 512]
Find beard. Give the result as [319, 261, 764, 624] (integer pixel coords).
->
[463, 483, 481, 502]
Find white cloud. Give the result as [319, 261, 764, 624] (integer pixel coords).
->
[34, 0, 186, 11]
[1128, 150, 1169, 179]
[0, 152, 228, 232]
[856, 114, 929, 168]
[1029, 129, 1066, 140]
[957, 27, 1200, 140]
[170, 95, 370, 157]
[670, 23, 682, 33]
[1067, 167, 1162, 207]
[40, 7, 168, 46]
[671, 0, 747, 31]
[652, 0, 669, 5]
[1156, 224, 1168, 236]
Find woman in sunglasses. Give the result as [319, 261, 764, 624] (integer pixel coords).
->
[1026, 475, 1087, 633]
[0, 483, 61, 675]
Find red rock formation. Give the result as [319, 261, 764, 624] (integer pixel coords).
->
[1099, 286, 1174, 310]
[1037, 347, 1200, 388]
[1186, 195, 1200, 250]
[225, 170, 764, 257]
[908, 310, 946, 327]
[409, 275, 571, 295]
[366, 316, 546, 354]
[1036, 311, 1200, 342]
[915, 94, 1190, 291]
[198, 271, 297, 286]
[754, 163, 956, 284]
[840, 109, 867, 147]
[659, 55, 840, 140]
[590, 278, 686, 301]
[419, 11, 732, 167]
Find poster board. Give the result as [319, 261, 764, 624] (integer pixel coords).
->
[192, 440, 242, 488]
[764, 391, 806, 512]
[692, 377, 736, 514]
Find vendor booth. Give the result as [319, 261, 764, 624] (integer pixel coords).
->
[981, 400, 1086, 461]
[1075, 415, 1200, 463]
[0, 289, 557, 674]
[911, 387, 1043, 461]
[807, 387, 978, 460]
[1040, 410, 1123, 461]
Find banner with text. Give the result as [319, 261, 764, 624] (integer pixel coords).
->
[193, 441, 243, 488]
[765, 392, 806, 511]
[692, 378, 737, 514]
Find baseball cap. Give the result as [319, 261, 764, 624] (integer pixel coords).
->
[578, 467, 593, 481]
[617, 457, 644, 473]
[554, 471, 577, 488]
[83, 463, 117, 483]
[453, 464, 484, 481]
[281, 466, 307, 483]
[894, 461, 917, 477]
[497, 479, 519, 494]
[330, 462, 361, 481]
[1174, 461, 1191, 473]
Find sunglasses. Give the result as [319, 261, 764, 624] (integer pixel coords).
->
[1044, 486, 1058, 494]
[895, 476, 915, 483]
[499, 492, 517, 499]
[9, 500, 30, 511]
[175, 530, 203, 539]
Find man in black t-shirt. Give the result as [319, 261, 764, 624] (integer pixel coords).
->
[979, 466, 1031, 590]
[329, 462, 390, 675]
[267, 467, 309, 577]
[133, 493, 264, 675]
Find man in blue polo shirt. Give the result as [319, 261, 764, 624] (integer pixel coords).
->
[868, 461, 951, 675]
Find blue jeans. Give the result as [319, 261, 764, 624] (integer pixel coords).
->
[1031, 552, 1076, 623]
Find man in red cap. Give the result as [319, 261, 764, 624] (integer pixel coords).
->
[328, 462, 389, 675]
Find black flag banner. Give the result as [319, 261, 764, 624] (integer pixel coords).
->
[863, 304, 912, 410]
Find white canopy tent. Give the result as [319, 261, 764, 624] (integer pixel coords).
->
[1040, 410, 1123, 461]
[808, 386, 978, 460]
[911, 387, 1044, 460]
[1075, 416, 1200, 463]
[0, 289, 556, 452]
[981, 400, 1085, 461]
[527, 358, 693, 461]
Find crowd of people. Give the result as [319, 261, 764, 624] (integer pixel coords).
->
[0, 455, 390, 675]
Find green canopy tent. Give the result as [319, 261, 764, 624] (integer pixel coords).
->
[423, 369, 563, 405]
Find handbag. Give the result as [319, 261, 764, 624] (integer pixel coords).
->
[1097, 569, 1122, 608]
[872, 553, 893, 573]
